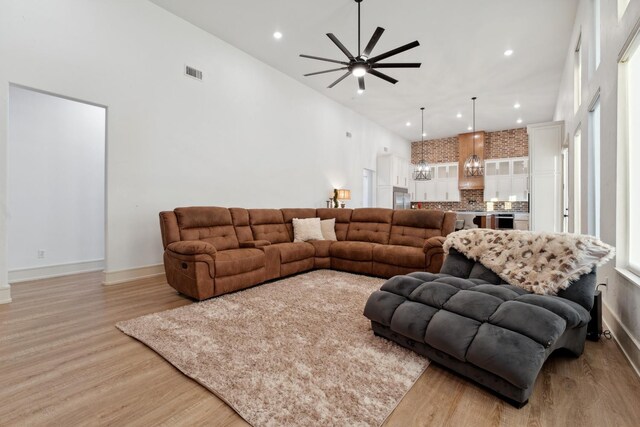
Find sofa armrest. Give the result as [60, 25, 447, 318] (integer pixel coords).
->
[239, 240, 272, 248]
[424, 236, 446, 273]
[167, 240, 217, 257]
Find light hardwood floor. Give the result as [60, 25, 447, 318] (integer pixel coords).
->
[1, 272, 639, 426]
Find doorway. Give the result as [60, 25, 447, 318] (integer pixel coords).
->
[362, 169, 375, 207]
[7, 85, 106, 282]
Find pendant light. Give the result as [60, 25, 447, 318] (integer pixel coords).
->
[464, 96, 484, 177]
[412, 107, 432, 181]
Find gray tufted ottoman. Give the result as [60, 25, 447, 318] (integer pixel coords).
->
[363, 248, 596, 406]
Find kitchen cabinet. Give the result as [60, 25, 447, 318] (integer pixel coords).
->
[514, 213, 530, 230]
[377, 154, 410, 188]
[377, 154, 411, 208]
[413, 179, 436, 202]
[483, 157, 529, 202]
[528, 121, 563, 232]
[411, 162, 459, 202]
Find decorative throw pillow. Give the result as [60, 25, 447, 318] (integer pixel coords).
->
[320, 218, 337, 241]
[293, 217, 324, 242]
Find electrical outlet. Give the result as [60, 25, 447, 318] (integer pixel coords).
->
[37, 249, 45, 259]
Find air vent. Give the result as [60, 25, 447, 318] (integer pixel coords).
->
[185, 65, 203, 81]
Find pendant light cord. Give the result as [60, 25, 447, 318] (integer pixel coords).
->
[472, 96, 477, 156]
[421, 107, 425, 162]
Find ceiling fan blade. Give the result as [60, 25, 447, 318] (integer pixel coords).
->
[368, 40, 420, 63]
[369, 69, 398, 84]
[371, 63, 421, 68]
[363, 27, 385, 57]
[328, 71, 351, 88]
[304, 67, 348, 77]
[327, 33, 355, 60]
[300, 54, 349, 65]
[358, 76, 365, 91]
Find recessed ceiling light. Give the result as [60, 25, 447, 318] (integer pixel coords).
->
[273, 31, 283, 40]
[456, 113, 462, 118]
[517, 118, 523, 124]
[467, 126, 473, 131]
[514, 102, 521, 109]
[357, 89, 364, 95]
[406, 122, 412, 127]
[504, 49, 514, 56]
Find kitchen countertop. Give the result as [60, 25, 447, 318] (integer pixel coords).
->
[455, 211, 530, 220]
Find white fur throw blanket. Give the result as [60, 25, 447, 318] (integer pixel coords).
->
[443, 229, 615, 295]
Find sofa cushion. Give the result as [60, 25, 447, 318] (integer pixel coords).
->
[373, 245, 426, 269]
[248, 209, 290, 244]
[229, 207, 253, 243]
[346, 208, 393, 244]
[175, 207, 239, 251]
[389, 210, 445, 248]
[316, 208, 353, 241]
[214, 248, 265, 277]
[309, 240, 333, 258]
[270, 242, 315, 264]
[330, 241, 376, 261]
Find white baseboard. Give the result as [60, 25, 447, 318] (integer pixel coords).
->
[0, 286, 11, 304]
[102, 264, 164, 286]
[8, 259, 104, 283]
[603, 302, 640, 379]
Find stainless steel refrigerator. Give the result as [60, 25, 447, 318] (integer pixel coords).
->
[393, 187, 411, 209]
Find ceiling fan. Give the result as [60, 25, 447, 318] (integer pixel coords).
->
[300, 0, 421, 91]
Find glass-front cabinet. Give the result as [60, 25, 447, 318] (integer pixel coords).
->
[484, 157, 529, 202]
[410, 162, 460, 202]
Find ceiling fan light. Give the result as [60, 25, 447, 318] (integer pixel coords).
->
[352, 65, 367, 77]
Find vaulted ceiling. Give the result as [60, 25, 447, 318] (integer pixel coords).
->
[150, 0, 578, 140]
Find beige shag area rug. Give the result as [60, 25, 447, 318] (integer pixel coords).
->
[116, 270, 428, 427]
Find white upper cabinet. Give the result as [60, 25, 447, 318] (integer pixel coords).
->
[377, 154, 410, 189]
[483, 157, 529, 201]
[410, 162, 459, 202]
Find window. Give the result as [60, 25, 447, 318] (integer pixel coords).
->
[620, 29, 640, 276]
[573, 128, 582, 233]
[628, 43, 640, 274]
[588, 95, 601, 238]
[574, 35, 582, 113]
[593, 0, 601, 69]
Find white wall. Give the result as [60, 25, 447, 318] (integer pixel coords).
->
[554, 0, 640, 373]
[0, 0, 409, 294]
[7, 86, 105, 274]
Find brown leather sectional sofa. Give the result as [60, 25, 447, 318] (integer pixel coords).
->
[159, 207, 456, 300]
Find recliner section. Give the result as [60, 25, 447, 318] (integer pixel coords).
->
[159, 206, 456, 300]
